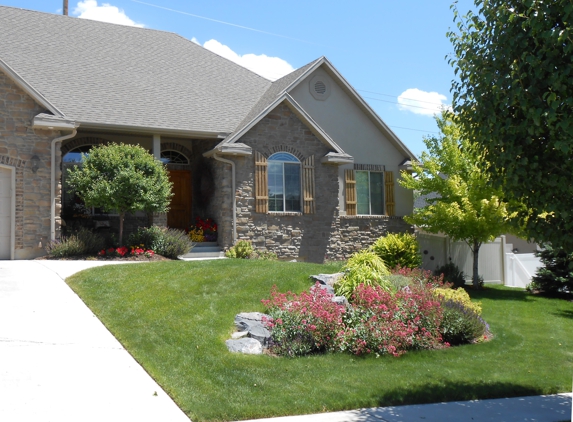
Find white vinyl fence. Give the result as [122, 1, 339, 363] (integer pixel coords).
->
[417, 232, 542, 288]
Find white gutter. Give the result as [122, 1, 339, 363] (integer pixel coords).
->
[51, 129, 77, 240]
[212, 153, 237, 245]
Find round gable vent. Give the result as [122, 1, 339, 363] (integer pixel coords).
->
[309, 74, 331, 100]
[314, 80, 327, 95]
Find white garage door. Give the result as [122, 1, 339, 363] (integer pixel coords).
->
[0, 167, 12, 259]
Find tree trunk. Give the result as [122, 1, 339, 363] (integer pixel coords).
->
[472, 240, 481, 288]
[119, 211, 125, 246]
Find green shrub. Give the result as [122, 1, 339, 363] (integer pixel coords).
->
[529, 245, 573, 295]
[155, 228, 193, 259]
[128, 226, 164, 250]
[225, 240, 254, 259]
[434, 262, 466, 289]
[335, 250, 390, 299]
[45, 228, 105, 257]
[384, 274, 412, 291]
[371, 233, 422, 270]
[127, 226, 192, 259]
[439, 300, 488, 345]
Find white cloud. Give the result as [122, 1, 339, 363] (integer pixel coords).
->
[72, 0, 144, 27]
[202, 39, 294, 81]
[397, 88, 450, 116]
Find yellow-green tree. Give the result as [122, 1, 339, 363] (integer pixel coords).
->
[400, 113, 513, 288]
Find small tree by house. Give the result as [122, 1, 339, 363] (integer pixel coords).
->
[399, 113, 515, 288]
[66, 143, 173, 245]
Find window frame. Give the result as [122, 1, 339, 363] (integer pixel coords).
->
[355, 170, 385, 216]
[267, 152, 302, 213]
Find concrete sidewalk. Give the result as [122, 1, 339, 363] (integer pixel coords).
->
[241, 394, 572, 422]
[1, 260, 571, 422]
[0, 260, 190, 422]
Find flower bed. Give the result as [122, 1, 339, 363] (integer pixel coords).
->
[261, 268, 491, 358]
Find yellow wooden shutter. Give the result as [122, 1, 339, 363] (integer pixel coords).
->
[385, 170, 395, 216]
[254, 151, 268, 213]
[345, 169, 357, 216]
[302, 155, 315, 214]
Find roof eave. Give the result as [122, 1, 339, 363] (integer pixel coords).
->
[77, 121, 222, 138]
[0, 58, 65, 117]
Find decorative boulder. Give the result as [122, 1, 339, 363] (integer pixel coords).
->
[310, 273, 345, 287]
[234, 312, 271, 345]
[312, 283, 335, 296]
[226, 338, 263, 354]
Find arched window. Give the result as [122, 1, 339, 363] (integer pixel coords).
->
[268, 152, 301, 212]
[63, 145, 92, 163]
[160, 150, 189, 165]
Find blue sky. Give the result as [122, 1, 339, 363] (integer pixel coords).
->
[1, 0, 476, 157]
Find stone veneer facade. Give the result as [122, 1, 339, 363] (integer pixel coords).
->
[0, 72, 63, 258]
[216, 103, 412, 262]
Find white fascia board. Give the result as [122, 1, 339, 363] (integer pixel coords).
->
[0, 59, 65, 117]
[78, 121, 221, 138]
[285, 57, 418, 161]
[321, 152, 354, 165]
[33, 114, 78, 130]
[217, 143, 252, 156]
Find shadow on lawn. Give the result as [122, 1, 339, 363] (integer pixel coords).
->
[469, 287, 532, 302]
[553, 309, 573, 320]
[374, 380, 543, 408]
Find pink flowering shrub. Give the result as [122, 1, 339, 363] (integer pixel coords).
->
[262, 281, 444, 358]
[335, 283, 442, 356]
[262, 283, 346, 357]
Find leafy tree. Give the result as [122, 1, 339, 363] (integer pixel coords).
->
[66, 143, 173, 245]
[399, 113, 514, 288]
[448, 0, 573, 251]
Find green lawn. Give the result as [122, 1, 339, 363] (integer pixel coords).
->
[66, 260, 573, 422]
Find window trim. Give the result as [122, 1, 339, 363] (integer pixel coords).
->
[356, 170, 384, 216]
[268, 152, 302, 213]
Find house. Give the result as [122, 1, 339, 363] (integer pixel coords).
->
[0, 6, 416, 262]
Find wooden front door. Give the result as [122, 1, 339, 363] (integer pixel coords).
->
[167, 170, 192, 230]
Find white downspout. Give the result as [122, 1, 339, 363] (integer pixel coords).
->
[51, 129, 77, 241]
[212, 153, 236, 245]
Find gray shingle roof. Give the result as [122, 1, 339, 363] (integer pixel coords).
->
[227, 58, 321, 138]
[0, 6, 276, 134]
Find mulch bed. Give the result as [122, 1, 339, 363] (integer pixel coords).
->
[34, 254, 172, 262]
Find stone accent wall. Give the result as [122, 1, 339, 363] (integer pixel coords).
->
[231, 104, 338, 262]
[220, 103, 413, 263]
[326, 215, 413, 260]
[0, 71, 62, 259]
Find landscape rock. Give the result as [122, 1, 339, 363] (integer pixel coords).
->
[310, 273, 345, 287]
[332, 296, 349, 307]
[234, 312, 271, 344]
[231, 331, 249, 339]
[312, 283, 335, 295]
[226, 338, 263, 354]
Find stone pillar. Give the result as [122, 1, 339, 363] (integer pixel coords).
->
[153, 134, 161, 160]
[150, 212, 167, 228]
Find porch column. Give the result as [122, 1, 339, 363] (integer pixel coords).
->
[150, 134, 167, 227]
[153, 134, 161, 160]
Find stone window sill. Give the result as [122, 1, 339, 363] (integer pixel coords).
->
[267, 212, 303, 217]
[340, 214, 401, 219]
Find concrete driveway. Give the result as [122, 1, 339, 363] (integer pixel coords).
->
[0, 260, 190, 422]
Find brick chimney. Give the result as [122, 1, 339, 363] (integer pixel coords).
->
[63, 0, 68, 16]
